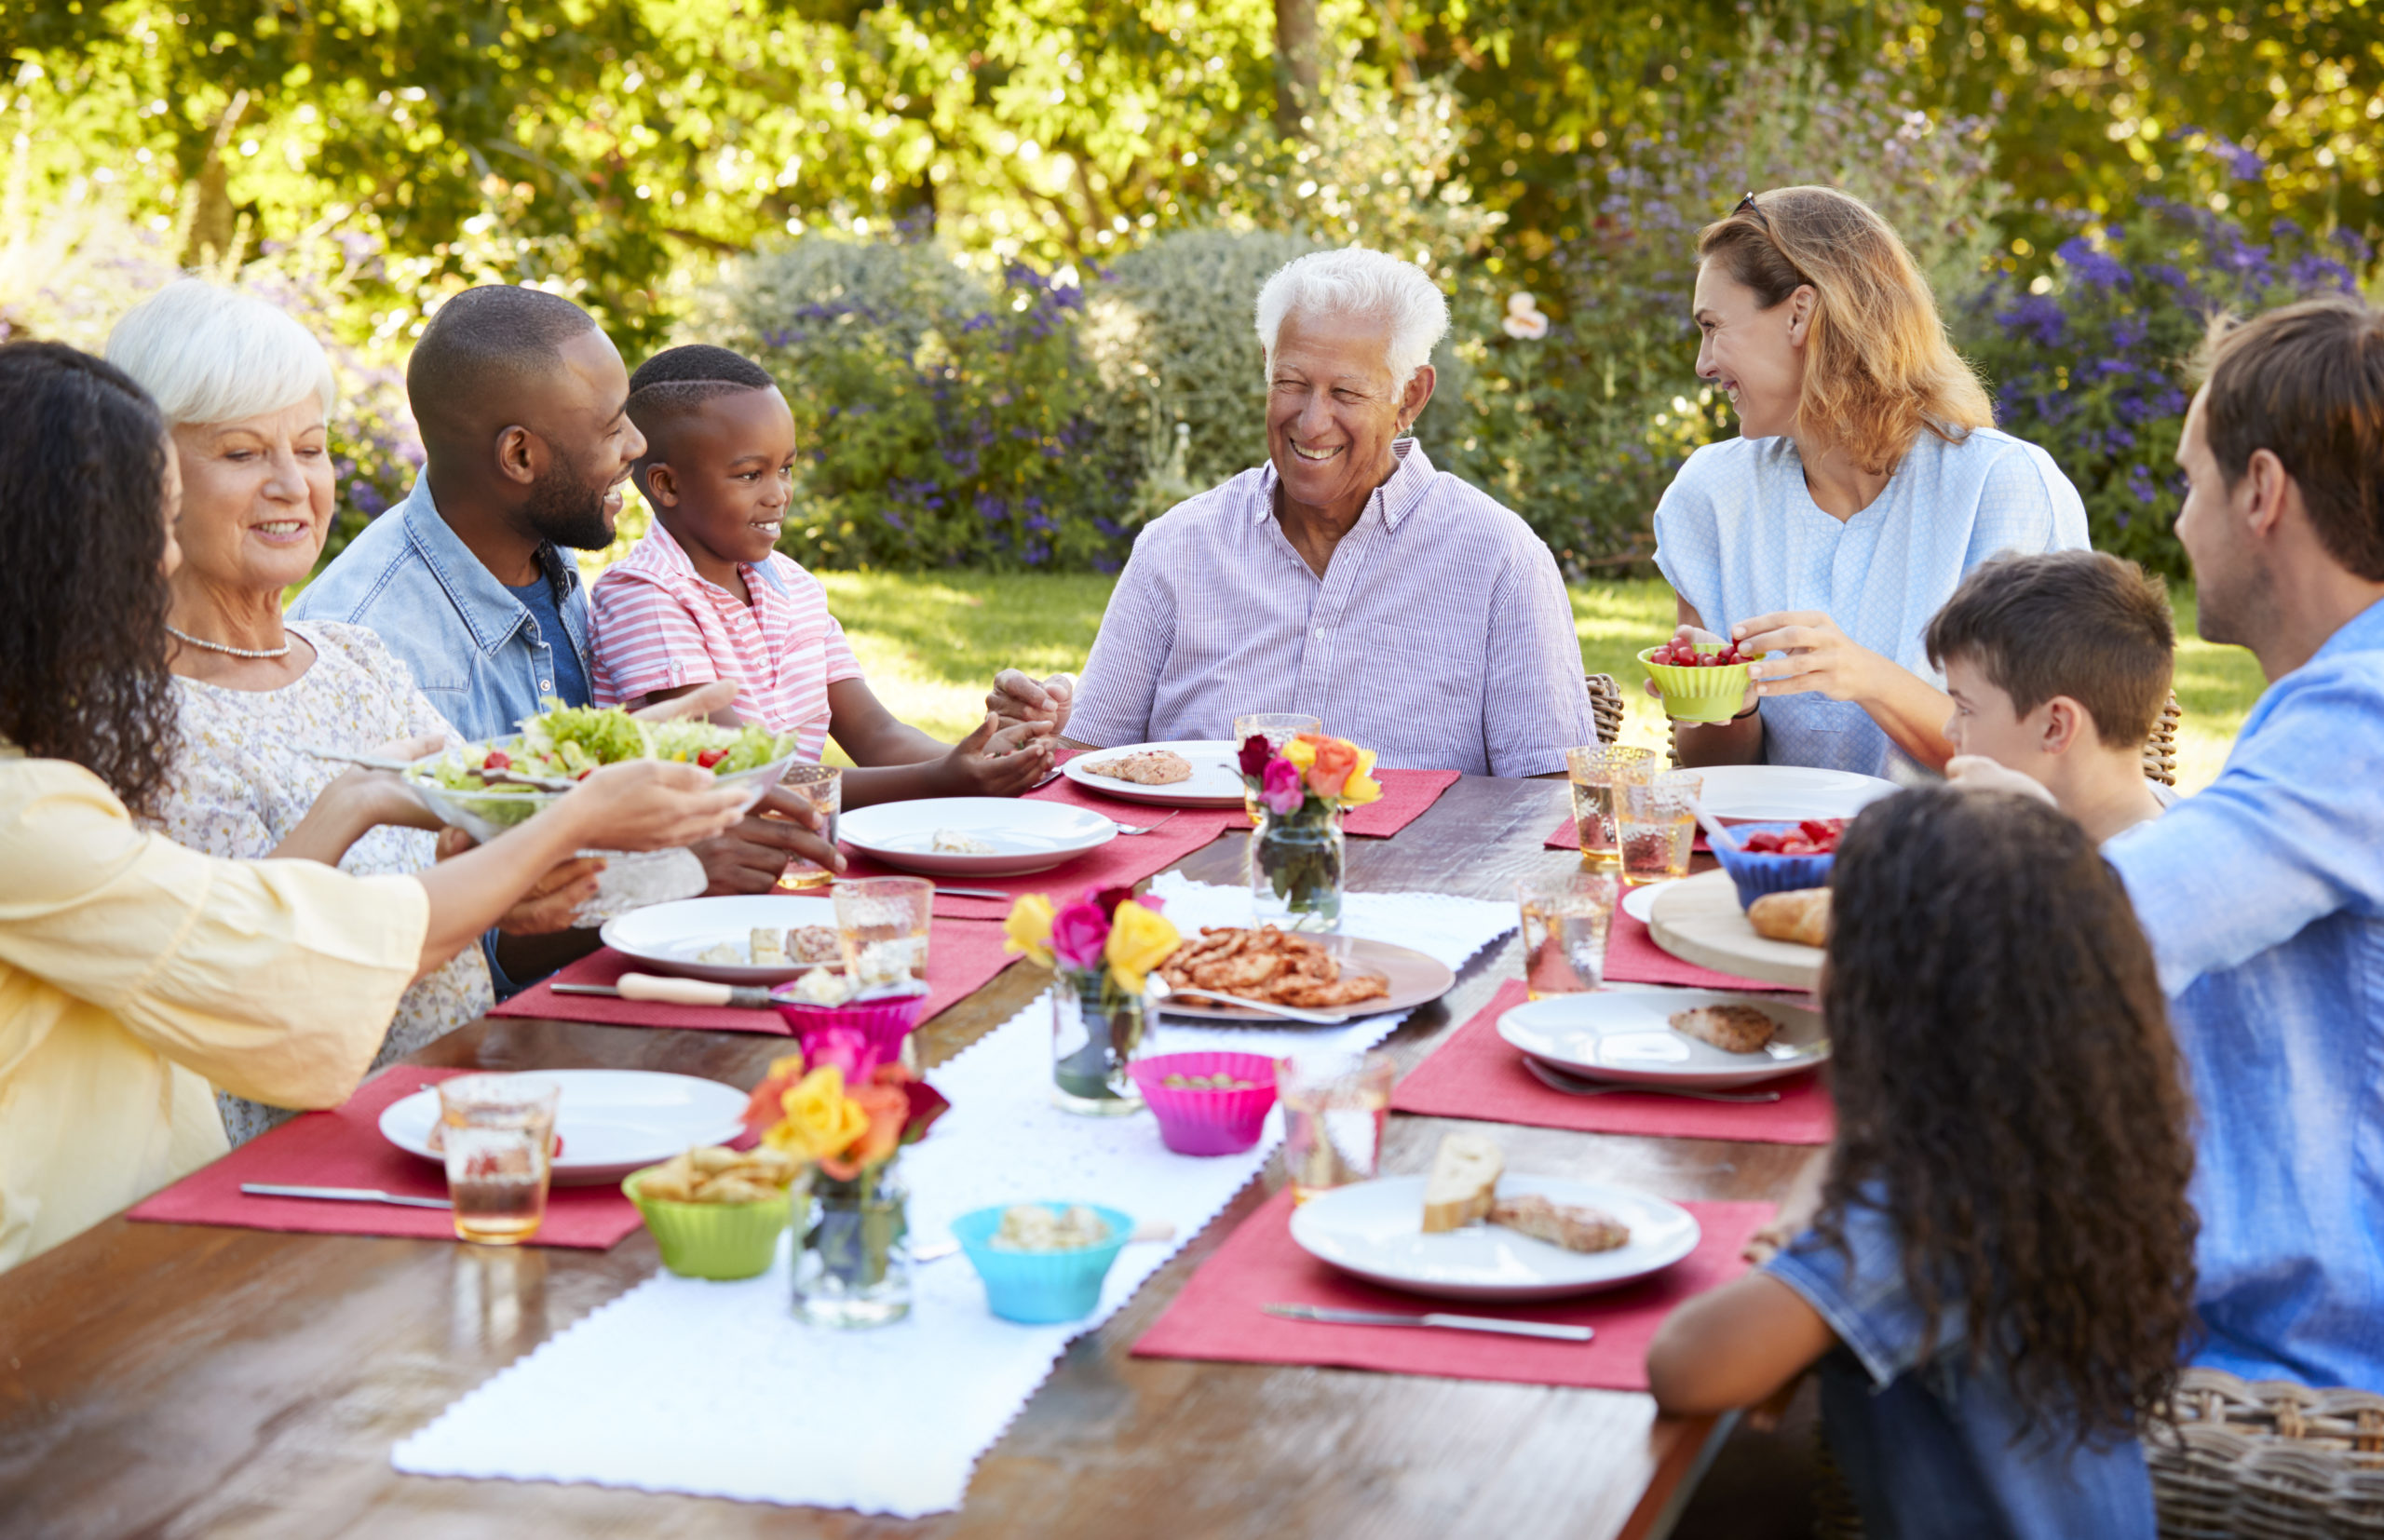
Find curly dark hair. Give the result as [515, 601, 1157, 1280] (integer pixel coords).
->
[0, 341, 180, 817]
[1816, 786, 2198, 1444]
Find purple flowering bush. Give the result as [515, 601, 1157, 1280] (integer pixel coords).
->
[1957, 148, 2365, 574]
[694, 231, 1121, 572]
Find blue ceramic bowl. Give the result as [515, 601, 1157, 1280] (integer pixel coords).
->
[1712, 821, 1836, 912]
[952, 1202, 1136, 1324]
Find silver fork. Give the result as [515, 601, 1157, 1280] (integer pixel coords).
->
[1523, 1057, 1782, 1104]
[1109, 810, 1183, 836]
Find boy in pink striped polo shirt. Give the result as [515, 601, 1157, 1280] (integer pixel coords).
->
[589, 345, 1054, 805]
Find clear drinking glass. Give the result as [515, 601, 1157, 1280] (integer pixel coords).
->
[1618, 770, 1704, 887]
[1517, 871, 1619, 998]
[775, 763, 843, 891]
[437, 1074, 562, 1246]
[831, 876, 933, 987]
[1233, 712, 1323, 819]
[1276, 1050, 1396, 1202]
[1564, 745, 1659, 869]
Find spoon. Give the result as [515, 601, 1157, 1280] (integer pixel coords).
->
[1522, 1056, 1782, 1104]
[1686, 795, 1738, 853]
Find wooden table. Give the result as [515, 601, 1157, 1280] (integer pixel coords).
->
[0, 776, 1818, 1539]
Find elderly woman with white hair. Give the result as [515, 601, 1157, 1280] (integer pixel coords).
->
[986, 248, 1594, 777]
[104, 280, 599, 1143]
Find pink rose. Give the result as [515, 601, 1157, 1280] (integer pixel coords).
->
[1050, 899, 1111, 971]
[799, 1022, 876, 1082]
[1260, 757, 1308, 817]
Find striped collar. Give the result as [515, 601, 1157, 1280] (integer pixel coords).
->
[1254, 437, 1434, 532]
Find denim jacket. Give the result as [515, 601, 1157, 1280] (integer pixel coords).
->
[291, 476, 595, 741]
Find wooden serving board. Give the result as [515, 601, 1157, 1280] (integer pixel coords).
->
[1646, 869, 1823, 991]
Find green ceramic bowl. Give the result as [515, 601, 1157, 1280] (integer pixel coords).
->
[1639, 643, 1754, 723]
[624, 1165, 803, 1281]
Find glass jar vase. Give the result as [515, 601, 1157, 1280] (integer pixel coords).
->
[1249, 804, 1345, 932]
[792, 1166, 911, 1328]
[1050, 972, 1150, 1116]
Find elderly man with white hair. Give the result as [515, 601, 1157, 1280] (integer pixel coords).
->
[989, 248, 1594, 776]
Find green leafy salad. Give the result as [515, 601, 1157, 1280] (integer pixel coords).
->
[418, 702, 800, 809]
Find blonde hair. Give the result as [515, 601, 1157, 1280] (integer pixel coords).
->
[1699, 186, 1990, 474]
[105, 277, 336, 428]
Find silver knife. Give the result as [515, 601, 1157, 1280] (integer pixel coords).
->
[1263, 1303, 1592, 1342]
[934, 886, 1018, 900]
[242, 1182, 454, 1209]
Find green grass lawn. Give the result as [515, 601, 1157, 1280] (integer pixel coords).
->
[819, 572, 2263, 793]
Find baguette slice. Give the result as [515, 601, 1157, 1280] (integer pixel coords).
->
[1748, 887, 1831, 949]
[1489, 1193, 1631, 1253]
[1420, 1132, 1505, 1233]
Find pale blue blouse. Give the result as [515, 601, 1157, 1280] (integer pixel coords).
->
[1651, 427, 2090, 778]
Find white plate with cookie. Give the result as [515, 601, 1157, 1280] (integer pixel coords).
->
[1497, 989, 1828, 1089]
[838, 797, 1117, 877]
[599, 894, 839, 985]
[1290, 1173, 1701, 1302]
[1061, 740, 1248, 808]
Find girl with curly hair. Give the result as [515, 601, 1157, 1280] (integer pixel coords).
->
[1647, 786, 2198, 1538]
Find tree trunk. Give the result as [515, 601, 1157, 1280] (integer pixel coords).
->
[182, 90, 250, 265]
[1273, 0, 1319, 138]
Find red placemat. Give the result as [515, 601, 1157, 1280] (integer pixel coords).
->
[840, 812, 1235, 922]
[1605, 897, 1800, 993]
[126, 1066, 644, 1248]
[1132, 1186, 1773, 1391]
[493, 916, 1021, 1032]
[1389, 979, 1835, 1145]
[1222, 768, 1461, 839]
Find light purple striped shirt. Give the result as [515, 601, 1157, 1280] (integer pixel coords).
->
[1070, 439, 1595, 777]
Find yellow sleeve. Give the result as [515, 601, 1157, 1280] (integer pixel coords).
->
[0, 761, 428, 1108]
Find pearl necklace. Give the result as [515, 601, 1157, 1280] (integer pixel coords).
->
[166, 624, 292, 660]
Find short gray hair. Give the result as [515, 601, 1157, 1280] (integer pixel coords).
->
[1253, 248, 1450, 388]
[105, 278, 336, 428]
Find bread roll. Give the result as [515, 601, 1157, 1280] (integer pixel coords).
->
[1420, 1132, 1504, 1233]
[1748, 887, 1830, 948]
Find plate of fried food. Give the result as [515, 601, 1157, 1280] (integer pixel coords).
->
[1153, 925, 1454, 1021]
[1290, 1133, 1701, 1301]
[599, 894, 842, 985]
[1062, 740, 1248, 808]
[1497, 988, 1828, 1090]
[379, 1070, 751, 1186]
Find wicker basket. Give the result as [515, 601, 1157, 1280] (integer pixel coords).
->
[1584, 672, 1626, 747]
[2153, 1369, 2384, 1538]
[2144, 691, 2183, 789]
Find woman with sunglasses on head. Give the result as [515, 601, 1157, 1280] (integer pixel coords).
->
[1653, 187, 2089, 778]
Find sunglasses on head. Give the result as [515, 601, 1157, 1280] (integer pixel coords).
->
[1734, 191, 1769, 228]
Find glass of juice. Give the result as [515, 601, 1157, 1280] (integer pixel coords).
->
[832, 876, 934, 988]
[1618, 770, 1703, 886]
[437, 1074, 562, 1246]
[1516, 871, 1619, 998]
[1564, 745, 1658, 868]
[1275, 1050, 1396, 1202]
[1232, 712, 1323, 820]
[775, 763, 843, 891]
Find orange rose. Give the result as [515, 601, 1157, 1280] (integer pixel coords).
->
[739, 1052, 807, 1136]
[1307, 736, 1361, 799]
[820, 1081, 912, 1180]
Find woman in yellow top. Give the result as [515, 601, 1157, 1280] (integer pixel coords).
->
[0, 340, 752, 1271]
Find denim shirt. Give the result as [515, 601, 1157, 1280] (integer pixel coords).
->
[291, 476, 595, 741]
[1767, 1196, 2157, 1540]
[2105, 597, 2384, 1389]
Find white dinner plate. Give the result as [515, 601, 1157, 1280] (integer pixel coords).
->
[837, 797, 1117, 878]
[1620, 880, 1673, 925]
[1689, 764, 1897, 821]
[1290, 1174, 1701, 1302]
[380, 1069, 749, 1186]
[1497, 989, 1828, 1089]
[1062, 740, 1248, 808]
[600, 894, 837, 985]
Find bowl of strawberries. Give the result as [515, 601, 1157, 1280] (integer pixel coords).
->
[1638, 639, 1759, 723]
[1713, 817, 1847, 910]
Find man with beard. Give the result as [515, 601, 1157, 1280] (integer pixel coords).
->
[1957, 294, 2384, 1388]
[298, 286, 840, 950]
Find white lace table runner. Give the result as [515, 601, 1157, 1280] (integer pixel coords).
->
[390, 881, 1515, 1514]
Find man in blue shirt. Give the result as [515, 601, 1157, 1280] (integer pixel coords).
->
[1965, 296, 2384, 1387]
[297, 287, 839, 983]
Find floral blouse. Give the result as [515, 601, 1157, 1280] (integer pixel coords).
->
[150, 620, 492, 1145]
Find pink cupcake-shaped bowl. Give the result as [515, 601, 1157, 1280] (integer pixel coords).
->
[768, 988, 927, 1062]
[1128, 1052, 1279, 1156]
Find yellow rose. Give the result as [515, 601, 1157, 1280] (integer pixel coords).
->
[1281, 736, 1319, 772]
[1340, 747, 1383, 805]
[763, 1066, 871, 1161]
[1003, 892, 1056, 967]
[1104, 899, 1182, 994]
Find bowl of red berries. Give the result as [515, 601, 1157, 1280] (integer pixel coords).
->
[1713, 818, 1847, 910]
[1638, 639, 1759, 723]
